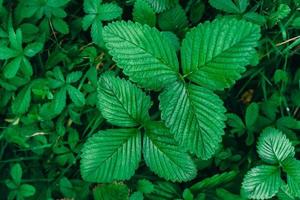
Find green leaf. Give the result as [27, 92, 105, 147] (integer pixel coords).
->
[130, 191, 143, 200]
[159, 81, 226, 159]
[8, 28, 22, 50]
[93, 183, 129, 200]
[257, 127, 295, 164]
[282, 158, 300, 197]
[80, 129, 141, 182]
[226, 113, 245, 134]
[277, 185, 295, 200]
[145, 0, 177, 13]
[52, 18, 69, 34]
[143, 121, 197, 182]
[82, 14, 95, 30]
[137, 179, 154, 194]
[242, 165, 282, 199]
[269, 4, 291, 26]
[181, 17, 260, 90]
[133, 0, 156, 27]
[209, 0, 248, 13]
[67, 85, 85, 107]
[103, 21, 179, 90]
[190, 171, 238, 192]
[245, 102, 259, 128]
[12, 85, 32, 115]
[158, 4, 188, 32]
[97, 73, 152, 127]
[98, 3, 122, 21]
[66, 71, 82, 83]
[83, 0, 101, 14]
[19, 184, 36, 197]
[91, 20, 104, 46]
[243, 12, 266, 25]
[47, 0, 70, 7]
[21, 57, 33, 77]
[10, 163, 22, 185]
[59, 177, 75, 198]
[216, 188, 246, 200]
[24, 42, 43, 57]
[3, 56, 22, 79]
[0, 47, 19, 60]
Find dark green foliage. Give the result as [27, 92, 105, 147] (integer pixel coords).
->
[1, 0, 300, 199]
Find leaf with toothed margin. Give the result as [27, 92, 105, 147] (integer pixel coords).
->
[159, 81, 226, 159]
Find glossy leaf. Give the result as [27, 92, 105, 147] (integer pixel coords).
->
[159, 81, 226, 159]
[80, 129, 141, 182]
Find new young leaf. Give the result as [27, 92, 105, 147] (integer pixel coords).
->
[257, 127, 295, 164]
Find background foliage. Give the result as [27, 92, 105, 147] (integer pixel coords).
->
[0, 0, 300, 199]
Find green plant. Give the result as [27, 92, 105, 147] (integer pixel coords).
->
[80, 16, 261, 183]
[242, 127, 300, 199]
[1, 0, 300, 199]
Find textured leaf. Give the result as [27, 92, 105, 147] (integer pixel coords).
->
[158, 4, 188, 31]
[282, 158, 300, 197]
[145, 181, 181, 199]
[145, 0, 177, 13]
[97, 73, 152, 127]
[190, 171, 238, 192]
[159, 81, 226, 159]
[277, 185, 296, 200]
[133, 0, 156, 27]
[143, 121, 197, 182]
[181, 17, 260, 90]
[103, 21, 179, 90]
[98, 3, 122, 21]
[12, 85, 32, 115]
[257, 127, 295, 164]
[242, 165, 282, 199]
[80, 129, 141, 182]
